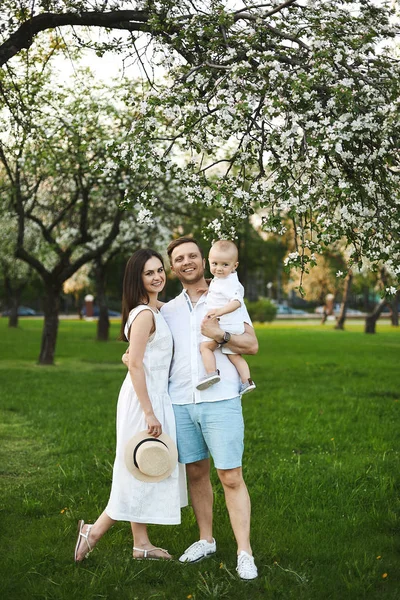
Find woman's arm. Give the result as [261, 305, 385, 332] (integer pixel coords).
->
[201, 318, 258, 355]
[127, 310, 162, 437]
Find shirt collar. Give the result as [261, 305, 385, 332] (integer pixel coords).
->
[181, 289, 208, 310]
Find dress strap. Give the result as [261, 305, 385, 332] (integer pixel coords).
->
[124, 305, 156, 340]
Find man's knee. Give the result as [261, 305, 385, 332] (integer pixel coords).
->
[186, 459, 211, 484]
[217, 467, 243, 489]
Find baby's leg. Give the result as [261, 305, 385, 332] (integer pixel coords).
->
[200, 340, 219, 373]
[228, 354, 251, 383]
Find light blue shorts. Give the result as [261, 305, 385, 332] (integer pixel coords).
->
[173, 397, 244, 470]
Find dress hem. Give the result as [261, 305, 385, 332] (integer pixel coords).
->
[105, 508, 181, 525]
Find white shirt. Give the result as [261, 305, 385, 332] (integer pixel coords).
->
[205, 272, 245, 334]
[161, 289, 252, 405]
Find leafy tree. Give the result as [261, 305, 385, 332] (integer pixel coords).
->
[128, 0, 400, 286]
[89, 214, 172, 341]
[0, 211, 38, 327]
[2, 1, 398, 300]
[286, 251, 347, 305]
[63, 263, 91, 315]
[0, 53, 180, 362]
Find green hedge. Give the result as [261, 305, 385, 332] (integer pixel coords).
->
[245, 297, 277, 322]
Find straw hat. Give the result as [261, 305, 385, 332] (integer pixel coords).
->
[124, 430, 178, 482]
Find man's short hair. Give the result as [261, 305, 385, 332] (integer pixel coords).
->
[167, 237, 204, 262]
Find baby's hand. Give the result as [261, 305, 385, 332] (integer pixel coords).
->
[205, 309, 219, 319]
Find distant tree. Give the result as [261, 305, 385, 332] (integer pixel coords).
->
[365, 267, 398, 334]
[286, 251, 347, 306]
[389, 291, 399, 327]
[335, 270, 353, 331]
[0, 56, 181, 362]
[0, 210, 38, 327]
[89, 215, 171, 342]
[63, 263, 92, 317]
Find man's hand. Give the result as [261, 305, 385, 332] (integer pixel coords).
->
[201, 315, 223, 342]
[201, 319, 258, 355]
[122, 348, 129, 367]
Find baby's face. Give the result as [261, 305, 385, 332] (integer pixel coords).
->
[208, 248, 238, 278]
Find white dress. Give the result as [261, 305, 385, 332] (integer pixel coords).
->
[106, 305, 187, 524]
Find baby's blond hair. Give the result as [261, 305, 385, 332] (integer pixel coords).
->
[210, 239, 239, 262]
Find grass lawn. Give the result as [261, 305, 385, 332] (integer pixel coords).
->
[0, 317, 399, 600]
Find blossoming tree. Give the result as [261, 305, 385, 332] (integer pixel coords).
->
[0, 212, 38, 327]
[1, 1, 399, 289]
[0, 54, 183, 363]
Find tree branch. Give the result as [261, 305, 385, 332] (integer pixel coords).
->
[60, 208, 123, 282]
[0, 10, 152, 66]
[233, 1, 298, 18]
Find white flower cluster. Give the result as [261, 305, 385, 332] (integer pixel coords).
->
[120, 0, 400, 278]
[137, 206, 155, 226]
[284, 252, 300, 267]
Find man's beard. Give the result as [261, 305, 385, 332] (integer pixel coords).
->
[179, 269, 205, 286]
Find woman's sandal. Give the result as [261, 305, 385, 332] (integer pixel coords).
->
[133, 546, 172, 561]
[74, 520, 94, 562]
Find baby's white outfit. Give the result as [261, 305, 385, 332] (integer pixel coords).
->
[202, 272, 245, 355]
[106, 305, 187, 524]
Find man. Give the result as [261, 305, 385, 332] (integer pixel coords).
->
[161, 237, 259, 580]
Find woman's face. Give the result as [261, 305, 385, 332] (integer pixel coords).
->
[142, 256, 166, 295]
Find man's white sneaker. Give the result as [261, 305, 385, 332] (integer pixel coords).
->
[236, 551, 258, 580]
[178, 538, 217, 563]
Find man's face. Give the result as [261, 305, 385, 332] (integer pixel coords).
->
[170, 242, 205, 286]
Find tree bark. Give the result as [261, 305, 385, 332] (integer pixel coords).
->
[0, 11, 152, 67]
[8, 290, 21, 328]
[95, 259, 110, 342]
[364, 299, 387, 334]
[390, 291, 399, 327]
[335, 271, 353, 330]
[38, 286, 60, 364]
[4, 274, 23, 328]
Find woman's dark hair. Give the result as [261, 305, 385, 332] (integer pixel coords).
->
[120, 248, 164, 340]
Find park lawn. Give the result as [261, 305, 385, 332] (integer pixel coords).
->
[0, 318, 399, 600]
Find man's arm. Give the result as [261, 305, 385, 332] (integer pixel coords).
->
[122, 348, 129, 366]
[201, 317, 258, 355]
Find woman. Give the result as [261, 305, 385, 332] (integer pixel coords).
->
[74, 249, 186, 562]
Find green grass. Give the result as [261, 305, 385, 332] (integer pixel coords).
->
[0, 318, 399, 600]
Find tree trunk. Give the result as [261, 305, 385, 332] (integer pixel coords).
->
[8, 292, 20, 328]
[4, 275, 24, 328]
[97, 305, 110, 341]
[390, 291, 399, 327]
[364, 299, 387, 334]
[38, 287, 60, 365]
[95, 259, 110, 342]
[335, 271, 353, 330]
